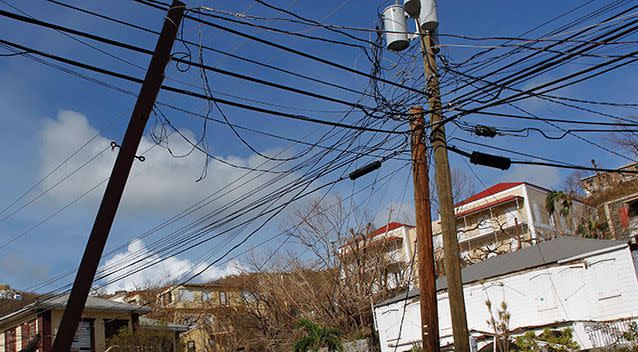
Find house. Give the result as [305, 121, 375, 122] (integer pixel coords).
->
[580, 163, 638, 239]
[158, 282, 243, 352]
[601, 192, 638, 239]
[0, 285, 21, 302]
[339, 222, 417, 290]
[432, 182, 591, 263]
[581, 161, 638, 195]
[373, 237, 638, 352]
[106, 289, 152, 307]
[0, 294, 152, 352]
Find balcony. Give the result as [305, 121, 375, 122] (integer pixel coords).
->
[458, 217, 528, 251]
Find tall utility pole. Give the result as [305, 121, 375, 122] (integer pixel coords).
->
[51, 2, 184, 351]
[418, 25, 471, 352]
[409, 106, 440, 352]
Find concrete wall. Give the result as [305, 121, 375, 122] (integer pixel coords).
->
[375, 245, 638, 352]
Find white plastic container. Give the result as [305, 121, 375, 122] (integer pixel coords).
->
[382, 4, 409, 52]
[418, 0, 439, 31]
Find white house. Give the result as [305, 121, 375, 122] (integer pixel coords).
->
[374, 237, 638, 351]
[431, 182, 592, 264]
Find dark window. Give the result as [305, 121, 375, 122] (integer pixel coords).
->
[105, 319, 129, 341]
[21, 320, 38, 349]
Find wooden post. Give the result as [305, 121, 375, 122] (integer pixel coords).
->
[515, 218, 523, 250]
[410, 106, 440, 352]
[51, 2, 184, 351]
[418, 27, 471, 351]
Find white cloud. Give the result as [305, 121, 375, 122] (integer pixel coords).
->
[100, 239, 244, 292]
[373, 201, 415, 228]
[37, 110, 294, 216]
[499, 164, 562, 189]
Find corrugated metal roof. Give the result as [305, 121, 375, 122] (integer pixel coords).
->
[376, 237, 627, 307]
[369, 222, 413, 237]
[0, 294, 151, 325]
[455, 182, 523, 207]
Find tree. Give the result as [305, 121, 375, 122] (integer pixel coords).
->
[545, 191, 573, 218]
[105, 325, 181, 352]
[293, 318, 343, 352]
[210, 195, 413, 351]
[515, 328, 579, 352]
[486, 299, 511, 352]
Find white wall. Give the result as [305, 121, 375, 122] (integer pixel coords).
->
[375, 245, 638, 352]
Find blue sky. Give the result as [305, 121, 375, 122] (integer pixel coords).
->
[0, 0, 635, 292]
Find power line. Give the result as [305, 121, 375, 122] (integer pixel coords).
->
[0, 9, 401, 117]
[44, 0, 380, 102]
[132, 0, 426, 95]
[0, 38, 405, 134]
[448, 144, 638, 174]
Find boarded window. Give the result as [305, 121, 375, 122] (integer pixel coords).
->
[71, 320, 93, 352]
[530, 273, 558, 311]
[591, 259, 621, 299]
[380, 308, 401, 341]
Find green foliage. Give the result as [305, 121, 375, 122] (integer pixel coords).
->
[577, 216, 608, 239]
[106, 326, 180, 352]
[546, 191, 573, 218]
[409, 344, 423, 352]
[293, 318, 344, 352]
[622, 322, 638, 342]
[515, 328, 579, 352]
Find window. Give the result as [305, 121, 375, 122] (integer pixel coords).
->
[179, 289, 195, 302]
[5, 328, 17, 352]
[187, 341, 196, 352]
[241, 290, 256, 302]
[591, 259, 621, 299]
[105, 319, 129, 341]
[628, 201, 638, 235]
[202, 290, 213, 301]
[164, 292, 173, 304]
[532, 202, 543, 224]
[219, 291, 228, 306]
[21, 320, 38, 350]
[503, 205, 517, 227]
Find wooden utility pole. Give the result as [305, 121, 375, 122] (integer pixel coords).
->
[51, 2, 184, 351]
[409, 106, 440, 352]
[418, 27, 471, 351]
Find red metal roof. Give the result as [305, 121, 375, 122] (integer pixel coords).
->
[455, 182, 524, 207]
[340, 222, 412, 249]
[456, 195, 522, 218]
[368, 222, 412, 237]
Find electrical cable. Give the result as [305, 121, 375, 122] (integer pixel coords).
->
[0, 38, 406, 134]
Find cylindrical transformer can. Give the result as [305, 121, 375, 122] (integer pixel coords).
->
[418, 0, 439, 31]
[382, 4, 409, 52]
[403, 0, 420, 18]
